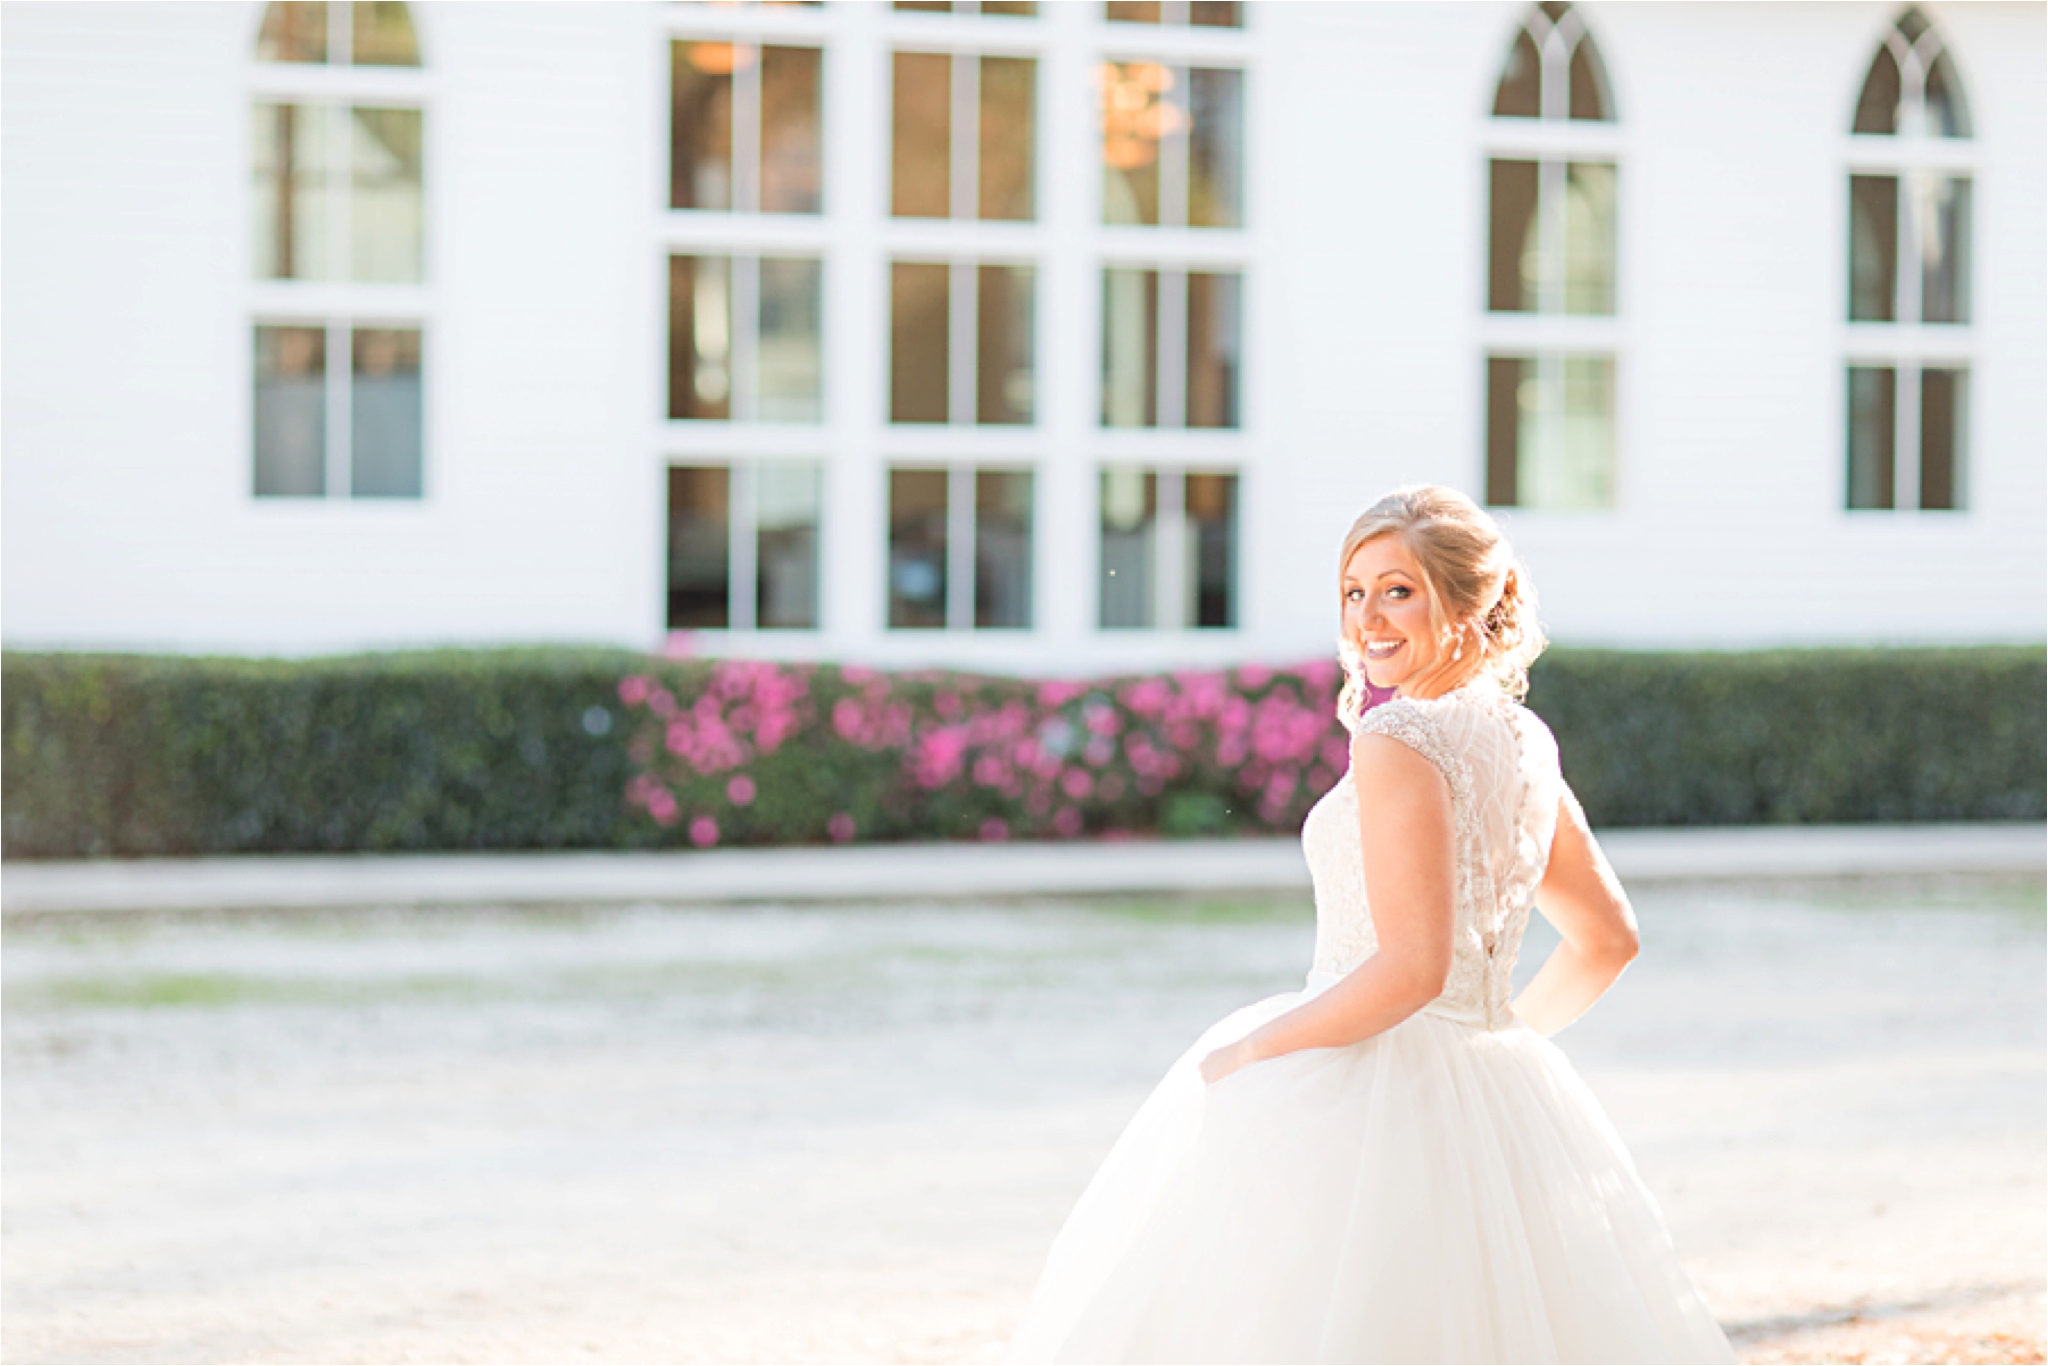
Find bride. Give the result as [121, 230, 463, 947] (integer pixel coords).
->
[1006, 486, 1735, 1364]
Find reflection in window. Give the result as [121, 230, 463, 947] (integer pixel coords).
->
[1101, 61, 1243, 229]
[250, 4, 426, 501]
[668, 467, 732, 628]
[757, 464, 822, 629]
[1186, 272, 1241, 428]
[1919, 368, 1966, 511]
[254, 326, 327, 497]
[1492, 3, 1611, 122]
[257, 3, 421, 67]
[1098, 467, 1238, 630]
[1845, 366, 1968, 512]
[1099, 468, 1157, 628]
[891, 261, 1036, 424]
[1186, 472, 1237, 628]
[759, 257, 824, 421]
[252, 103, 421, 283]
[666, 463, 822, 631]
[252, 104, 330, 281]
[1103, 268, 1239, 429]
[1485, 355, 1614, 510]
[1844, 9, 1973, 512]
[1846, 367, 1897, 510]
[888, 469, 951, 629]
[892, 51, 1036, 221]
[349, 327, 421, 497]
[1106, 2, 1241, 27]
[896, 1, 1038, 12]
[349, 107, 423, 283]
[669, 254, 822, 422]
[670, 42, 822, 214]
[889, 467, 1034, 630]
[1853, 7, 1971, 138]
[1487, 160, 1614, 315]
[975, 470, 1033, 628]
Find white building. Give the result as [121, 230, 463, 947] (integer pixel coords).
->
[3, 1, 2042, 672]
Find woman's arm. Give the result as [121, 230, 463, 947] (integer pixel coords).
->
[1200, 733, 1456, 1084]
[1508, 786, 1640, 1037]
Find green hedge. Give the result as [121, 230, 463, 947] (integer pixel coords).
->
[2, 645, 2040, 859]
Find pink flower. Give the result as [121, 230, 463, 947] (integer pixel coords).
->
[648, 688, 677, 718]
[828, 812, 857, 843]
[689, 815, 719, 848]
[980, 818, 1009, 842]
[662, 633, 696, 660]
[1060, 769, 1093, 799]
[1038, 680, 1084, 708]
[726, 775, 756, 806]
[647, 788, 679, 826]
[618, 676, 652, 707]
[1120, 679, 1170, 717]
[1237, 664, 1272, 689]
[1053, 806, 1084, 838]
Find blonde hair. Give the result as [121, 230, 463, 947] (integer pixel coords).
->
[1335, 485, 1546, 723]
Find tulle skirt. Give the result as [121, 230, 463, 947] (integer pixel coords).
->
[1006, 974, 1736, 1364]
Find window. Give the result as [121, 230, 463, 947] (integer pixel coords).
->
[896, 2, 1038, 14]
[1102, 268, 1240, 428]
[669, 254, 823, 421]
[888, 467, 1034, 629]
[1482, 2, 1618, 510]
[250, 1, 426, 499]
[1845, 8, 1972, 511]
[1105, 2, 1242, 29]
[892, 50, 1036, 221]
[1100, 61, 1243, 227]
[890, 262, 1035, 424]
[667, 462, 823, 631]
[1099, 467, 1236, 629]
[671, 41, 822, 213]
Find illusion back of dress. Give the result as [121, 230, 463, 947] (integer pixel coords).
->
[1301, 686, 1564, 1029]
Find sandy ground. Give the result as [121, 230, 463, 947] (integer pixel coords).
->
[3, 876, 2042, 1365]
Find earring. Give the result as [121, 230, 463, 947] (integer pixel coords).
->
[1451, 632, 1464, 662]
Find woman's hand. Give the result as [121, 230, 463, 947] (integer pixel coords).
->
[1199, 1038, 1255, 1086]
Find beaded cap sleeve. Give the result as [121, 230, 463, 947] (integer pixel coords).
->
[1300, 685, 1566, 1028]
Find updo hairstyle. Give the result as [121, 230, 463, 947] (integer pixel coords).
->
[1335, 485, 1547, 723]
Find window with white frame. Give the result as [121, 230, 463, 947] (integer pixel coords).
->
[1845, 7, 1973, 511]
[887, 33, 1040, 429]
[670, 39, 822, 214]
[1099, 467, 1237, 630]
[667, 462, 824, 631]
[1105, 3, 1242, 31]
[1100, 59, 1243, 228]
[887, 467, 1034, 630]
[1096, 21, 1247, 631]
[250, 1, 426, 499]
[1101, 267, 1239, 428]
[669, 254, 824, 421]
[896, 2, 1038, 16]
[1481, 2, 1618, 511]
[891, 261, 1035, 425]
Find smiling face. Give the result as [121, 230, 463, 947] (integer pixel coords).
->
[1342, 534, 1449, 698]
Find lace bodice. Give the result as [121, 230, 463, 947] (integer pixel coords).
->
[1301, 684, 1565, 1029]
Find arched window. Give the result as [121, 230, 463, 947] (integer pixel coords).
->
[250, 2, 427, 499]
[1846, 7, 1972, 511]
[1482, 3, 1619, 510]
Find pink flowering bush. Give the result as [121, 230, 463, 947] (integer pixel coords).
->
[615, 658, 1358, 846]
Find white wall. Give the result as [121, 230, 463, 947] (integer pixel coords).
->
[3, 1, 2041, 667]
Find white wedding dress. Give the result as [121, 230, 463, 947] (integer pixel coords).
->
[1006, 686, 1736, 1364]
